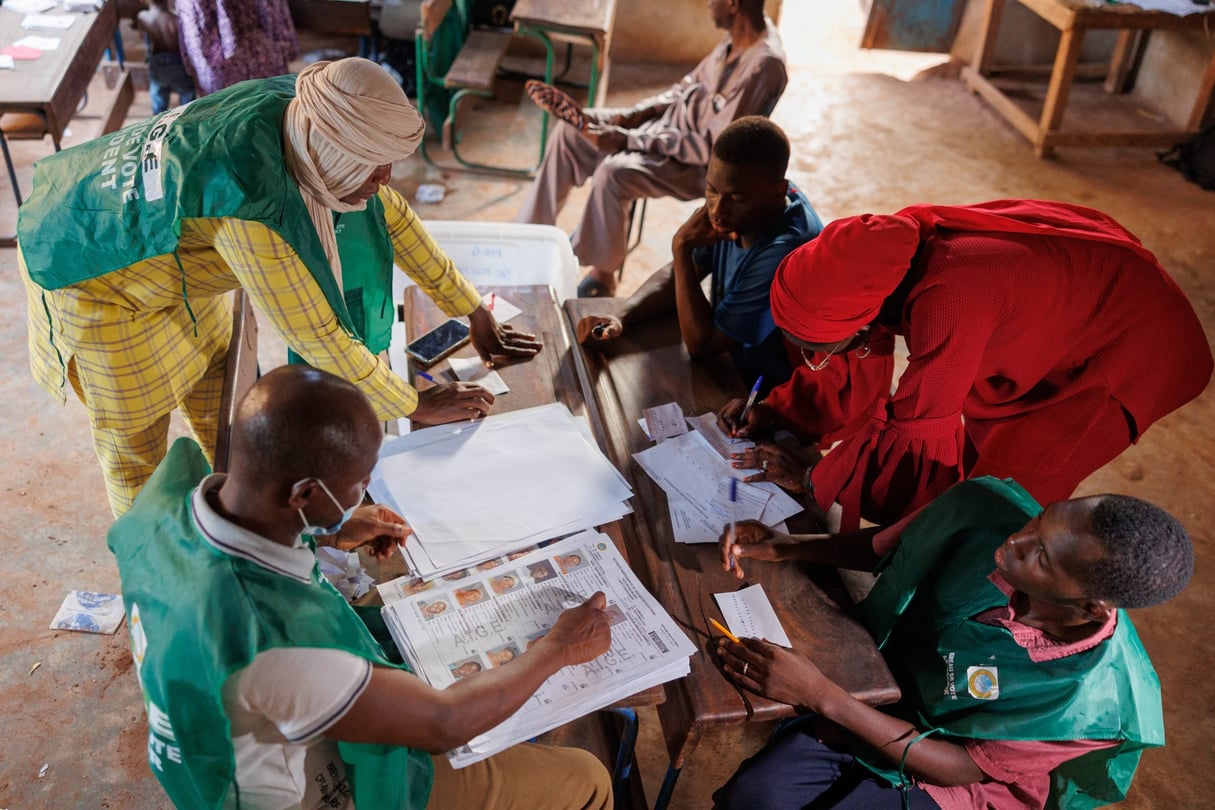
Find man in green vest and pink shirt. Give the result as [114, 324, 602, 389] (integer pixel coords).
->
[107, 365, 614, 809]
[713, 477, 1192, 809]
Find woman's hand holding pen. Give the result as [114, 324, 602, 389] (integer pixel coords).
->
[717, 397, 775, 438]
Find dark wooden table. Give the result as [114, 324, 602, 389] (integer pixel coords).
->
[564, 297, 901, 808]
[401, 284, 664, 807]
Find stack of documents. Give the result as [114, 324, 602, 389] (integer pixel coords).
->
[382, 530, 695, 767]
[369, 403, 633, 579]
[633, 408, 804, 543]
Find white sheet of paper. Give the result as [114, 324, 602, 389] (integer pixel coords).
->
[482, 292, 522, 323]
[687, 411, 754, 459]
[21, 14, 75, 30]
[715, 584, 792, 648]
[643, 402, 687, 443]
[13, 35, 60, 49]
[0, 55, 14, 69]
[446, 354, 510, 395]
[2, 0, 57, 14]
[710, 477, 771, 523]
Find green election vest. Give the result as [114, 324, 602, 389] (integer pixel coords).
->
[854, 478, 1164, 809]
[18, 76, 396, 354]
[107, 438, 432, 809]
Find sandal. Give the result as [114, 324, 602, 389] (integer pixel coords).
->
[525, 80, 589, 132]
[577, 275, 615, 298]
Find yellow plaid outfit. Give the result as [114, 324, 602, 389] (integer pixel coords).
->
[21, 185, 480, 515]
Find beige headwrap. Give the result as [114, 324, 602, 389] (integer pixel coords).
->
[282, 58, 425, 287]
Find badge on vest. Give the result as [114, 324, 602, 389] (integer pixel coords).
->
[966, 666, 1000, 700]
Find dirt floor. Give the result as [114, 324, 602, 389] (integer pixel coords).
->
[1, 2, 1212, 808]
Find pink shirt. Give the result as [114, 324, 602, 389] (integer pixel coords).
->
[870, 520, 1119, 810]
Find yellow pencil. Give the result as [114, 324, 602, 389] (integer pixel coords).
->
[710, 618, 741, 644]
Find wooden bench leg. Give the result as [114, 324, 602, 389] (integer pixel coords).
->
[1036, 26, 1085, 158]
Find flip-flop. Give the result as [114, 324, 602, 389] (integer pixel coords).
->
[577, 275, 615, 298]
[525, 80, 589, 132]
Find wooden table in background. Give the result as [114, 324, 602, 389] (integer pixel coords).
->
[961, 0, 1215, 157]
[0, 0, 131, 222]
[564, 297, 901, 809]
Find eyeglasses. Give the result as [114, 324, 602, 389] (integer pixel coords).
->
[800, 339, 846, 372]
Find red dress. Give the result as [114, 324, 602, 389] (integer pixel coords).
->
[767, 205, 1211, 531]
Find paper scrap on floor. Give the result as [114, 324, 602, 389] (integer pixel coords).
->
[381, 529, 695, 768]
[642, 401, 688, 443]
[370, 403, 633, 579]
[447, 354, 509, 396]
[481, 292, 522, 323]
[49, 590, 125, 634]
[634, 427, 802, 543]
[715, 583, 792, 648]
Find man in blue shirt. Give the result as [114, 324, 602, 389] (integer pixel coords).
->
[576, 117, 822, 395]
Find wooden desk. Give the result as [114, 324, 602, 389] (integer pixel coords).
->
[565, 298, 901, 808]
[0, 0, 132, 212]
[401, 284, 664, 807]
[961, 0, 1215, 157]
[511, 0, 618, 171]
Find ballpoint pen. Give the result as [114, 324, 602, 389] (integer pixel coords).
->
[416, 371, 437, 384]
[732, 375, 763, 438]
[727, 477, 737, 571]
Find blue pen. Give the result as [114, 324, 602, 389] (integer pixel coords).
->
[416, 371, 437, 384]
[727, 478, 738, 571]
[733, 375, 764, 438]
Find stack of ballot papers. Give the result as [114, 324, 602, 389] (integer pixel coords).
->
[369, 403, 633, 580]
[381, 530, 695, 768]
[633, 408, 804, 543]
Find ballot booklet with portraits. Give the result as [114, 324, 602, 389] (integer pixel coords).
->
[380, 529, 695, 768]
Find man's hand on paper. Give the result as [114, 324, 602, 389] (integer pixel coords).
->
[576, 314, 624, 346]
[729, 442, 805, 490]
[468, 304, 542, 370]
[331, 505, 412, 560]
[412, 381, 495, 425]
[719, 520, 792, 579]
[717, 397, 776, 438]
[543, 591, 611, 666]
[717, 637, 842, 712]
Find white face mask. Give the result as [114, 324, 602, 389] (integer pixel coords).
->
[297, 478, 363, 536]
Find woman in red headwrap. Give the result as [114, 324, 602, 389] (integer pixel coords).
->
[719, 199, 1211, 531]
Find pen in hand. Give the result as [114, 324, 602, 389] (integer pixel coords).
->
[732, 375, 764, 438]
[727, 477, 737, 571]
[710, 617, 741, 644]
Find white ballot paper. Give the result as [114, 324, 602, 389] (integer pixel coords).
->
[714, 584, 792, 648]
[21, 13, 75, 29]
[382, 530, 695, 767]
[370, 403, 633, 579]
[13, 35, 60, 49]
[482, 292, 522, 323]
[446, 354, 510, 396]
[642, 402, 688, 443]
[634, 428, 802, 543]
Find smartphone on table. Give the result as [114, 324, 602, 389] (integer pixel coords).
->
[406, 318, 471, 367]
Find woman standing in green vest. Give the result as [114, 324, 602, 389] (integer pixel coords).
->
[17, 57, 540, 516]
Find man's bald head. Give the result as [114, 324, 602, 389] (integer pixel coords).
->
[230, 366, 381, 493]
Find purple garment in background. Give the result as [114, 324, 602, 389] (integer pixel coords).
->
[176, 0, 299, 95]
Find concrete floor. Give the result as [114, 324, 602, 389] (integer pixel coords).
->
[1, 3, 1213, 807]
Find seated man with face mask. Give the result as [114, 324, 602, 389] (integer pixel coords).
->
[108, 365, 614, 810]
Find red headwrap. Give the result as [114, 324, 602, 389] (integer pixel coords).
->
[770, 199, 1163, 344]
[770, 213, 921, 343]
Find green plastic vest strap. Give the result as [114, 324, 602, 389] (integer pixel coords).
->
[850, 478, 1164, 809]
[107, 438, 432, 809]
[18, 75, 394, 353]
